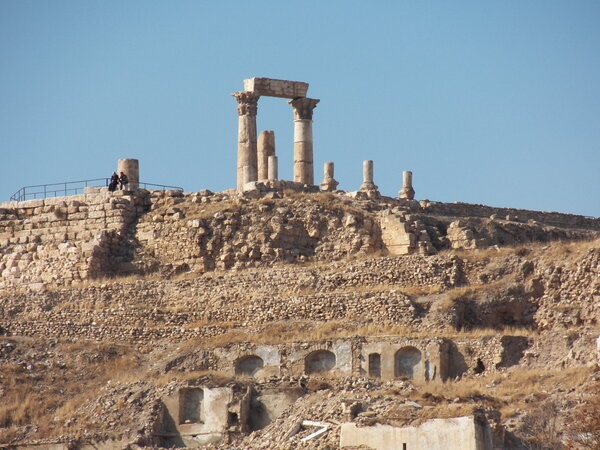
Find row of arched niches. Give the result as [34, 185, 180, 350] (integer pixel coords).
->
[215, 337, 503, 383]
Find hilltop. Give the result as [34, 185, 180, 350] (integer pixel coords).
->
[0, 187, 599, 449]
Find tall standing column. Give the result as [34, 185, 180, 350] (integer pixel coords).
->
[257, 130, 275, 181]
[289, 97, 319, 185]
[233, 91, 260, 191]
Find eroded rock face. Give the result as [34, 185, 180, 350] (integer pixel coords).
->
[134, 191, 384, 275]
[1, 189, 598, 290]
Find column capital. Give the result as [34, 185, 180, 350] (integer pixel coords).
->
[232, 91, 260, 116]
[289, 97, 320, 120]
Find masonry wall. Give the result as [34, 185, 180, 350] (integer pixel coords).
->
[1, 189, 598, 290]
[0, 190, 149, 289]
[0, 254, 464, 343]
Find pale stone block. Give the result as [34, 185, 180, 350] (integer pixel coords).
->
[44, 197, 68, 207]
[19, 199, 44, 208]
[340, 416, 492, 450]
[293, 121, 313, 142]
[243, 77, 308, 98]
[88, 211, 106, 220]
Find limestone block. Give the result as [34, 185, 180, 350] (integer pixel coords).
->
[20, 199, 44, 208]
[380, 213, 417, 256]
[340, 416, 493, 450]
[243, 77, 308, 98]
[88, 210, 106, 220]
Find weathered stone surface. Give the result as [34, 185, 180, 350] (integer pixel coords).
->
[340, 416, 493, 450]
[243, 77, 308, 99]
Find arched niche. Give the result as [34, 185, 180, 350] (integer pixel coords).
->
[368, 353, 381, 379]
[394, 346, 422, 379]
[235, 355, 264, 376]
[305, 350, 336, 374]
[179, 387, 204, 424]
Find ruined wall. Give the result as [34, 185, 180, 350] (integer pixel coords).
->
[340, 415, 493, 450]
[133, 190, 382, 274]
[422, 201, 600, 230]
[160, 337, 519, 389]
[0, 190, 149, 289]
[0, 254, 465, 342]
[1, 189, 598, 290]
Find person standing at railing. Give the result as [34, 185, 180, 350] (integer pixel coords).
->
[108, 172, 119, 192]
[119, 172, 129, 190]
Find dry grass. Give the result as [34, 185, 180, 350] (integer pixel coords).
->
[534, 237, 600, 265]
[0, 340, 144, 443]
[399, 285, 445, 297]
[409, 365, 595, 424]
[449, 237, 600, 267]
[186, 318, 539, 348]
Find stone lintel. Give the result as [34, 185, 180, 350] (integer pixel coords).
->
[244, 77, 309, 99]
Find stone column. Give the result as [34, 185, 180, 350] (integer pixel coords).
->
[233, 91, 260, 191]
[360, 160, 378, 191]
[320, 162, 339, 191]
[257, 130, 275, 181]
[399, 170, 415, 200]
[242, 165, 256, 185]
[117, 158, 139, 190]
[268, 155, 278, 181]
[289, 97, 319, 185]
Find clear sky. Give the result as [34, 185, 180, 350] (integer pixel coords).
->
[1, 1, 598, 217]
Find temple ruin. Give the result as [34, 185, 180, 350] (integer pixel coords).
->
[233, 78, 319, 191]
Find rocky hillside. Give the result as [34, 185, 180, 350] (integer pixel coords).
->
[0, 188, 599, 449]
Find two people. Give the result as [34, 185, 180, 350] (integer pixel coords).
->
[108, 171, 129, 192]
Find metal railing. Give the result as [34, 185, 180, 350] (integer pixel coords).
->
[9, 178, 183, 202]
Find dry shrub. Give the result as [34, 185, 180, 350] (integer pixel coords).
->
[0, 426, 20, 445]
[413, 377, 486, 403]
[565, 380, 600, 449]
[519, 399, 562, 450]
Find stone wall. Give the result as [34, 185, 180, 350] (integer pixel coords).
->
[0, 190, 149, 289]
[340, 415, 493, 450]
[0, 254, 465, 342]
[422, 201, 600, 229]
[133, 189, 382, 274]
[1, 189, 598, 290]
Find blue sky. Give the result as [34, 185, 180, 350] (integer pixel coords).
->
[1, 1, 598, 217]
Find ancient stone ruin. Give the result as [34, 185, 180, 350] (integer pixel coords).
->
[0, 77, 599, 450]
[233, 78, 319, 191]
